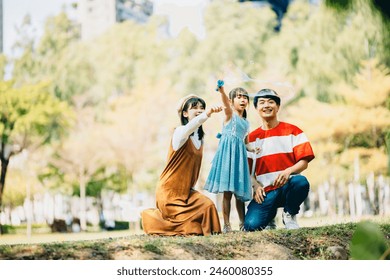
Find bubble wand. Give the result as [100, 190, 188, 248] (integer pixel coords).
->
[215, 80, 224, 91]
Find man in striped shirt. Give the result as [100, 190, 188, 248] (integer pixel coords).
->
[244, 89, 315, 231]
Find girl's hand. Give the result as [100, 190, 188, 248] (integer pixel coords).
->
[215, 80, 224, 91]
[218, 86, 226, 95]
[248, 146, 261, 153]
[245, 143, 261, 154]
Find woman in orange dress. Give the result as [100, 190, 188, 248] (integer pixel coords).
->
[141, 94, 222, 236]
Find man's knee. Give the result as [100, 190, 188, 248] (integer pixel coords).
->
[244, 212, 267, 231]
[244, 217, 262, 232]
[284, 176, 310, 215]
[291, 175, 310, 192]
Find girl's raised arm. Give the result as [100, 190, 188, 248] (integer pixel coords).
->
[217, 84, 233, 123]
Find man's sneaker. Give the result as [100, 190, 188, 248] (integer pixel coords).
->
[282, 211, 299, 229]
[223, 224, 232, 233]
[239, 222, 245, 231]
[264, 218, 277, 230]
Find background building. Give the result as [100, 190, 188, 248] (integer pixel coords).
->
[78, 0, 153, 41]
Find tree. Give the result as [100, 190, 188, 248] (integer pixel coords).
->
[102, 82, 178, 195]
[286, 59, 390, 184]
[238, 0, 291, 32]
[325, 0, 390, 21]
[324, 0, 390, 66]
[11, 12, 86, 108]
[47, 126, 109, 231]
[261, 0, 387, 103]
[0, 81, 73, 233]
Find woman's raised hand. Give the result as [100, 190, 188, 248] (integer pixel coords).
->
[207, 105, 223, 117]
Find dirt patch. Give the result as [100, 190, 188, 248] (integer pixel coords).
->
[110, 241, 294, 260]
[110, 233, 295, 260]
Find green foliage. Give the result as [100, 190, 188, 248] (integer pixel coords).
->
[324, 0, 390, 66]
[193, 0, 273, 92]
[0, 80, 74, 209]
[325, 0, 389, 24]
[350, 221, 390, 260]
[36, 12, 80, 57]
[81, 167, 128, 197]
[278, 0, 387, 102]
[325, 0, 353, 10]
[287, 58, 390, 184]
[2, 170, 30, 206]
[51, 43, 96, 102]
[13, 12, 80, 95]
[38, 162, 71, 195]
[0, 54, 7, 79]
[0, 81, 74, 150]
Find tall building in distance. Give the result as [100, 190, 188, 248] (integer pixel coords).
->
[78, 0, 153, 41]
[153, 0, 209, 40]
[116, 0, 153, 23]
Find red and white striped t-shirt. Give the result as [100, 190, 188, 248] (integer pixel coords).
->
[248, 122, 315, 193]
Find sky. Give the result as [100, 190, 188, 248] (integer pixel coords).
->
[3, 0, 76, 56]
[2, 0, 208, 57]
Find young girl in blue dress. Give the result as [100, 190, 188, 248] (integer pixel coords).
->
[204, 81, 257, 233]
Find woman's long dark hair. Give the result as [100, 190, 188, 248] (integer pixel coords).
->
[229, 87, 249, 118]
[180, 97, 206, 140]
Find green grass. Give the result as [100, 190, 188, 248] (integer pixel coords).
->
[0, 221, 389, 260]
[143, 239, 165, 255]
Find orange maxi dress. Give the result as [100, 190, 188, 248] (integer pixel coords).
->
[141, 138, 221, 236]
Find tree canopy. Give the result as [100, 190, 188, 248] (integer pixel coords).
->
[0, 80, 74, 213]
[2, 0, 389, 207]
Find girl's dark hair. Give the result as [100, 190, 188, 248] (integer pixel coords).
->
[180, 97, 206, 140]
[229, 87, 249, 118]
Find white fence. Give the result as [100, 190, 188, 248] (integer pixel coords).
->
[1, 174, 389, 231]
[307, 174, 390, 217]
[0, 190, 154, 231]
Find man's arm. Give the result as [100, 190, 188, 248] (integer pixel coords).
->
[252, 175, 266, 204]
[273, 159, 309, 188]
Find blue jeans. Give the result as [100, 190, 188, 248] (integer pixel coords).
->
[244, 175, 310, 231]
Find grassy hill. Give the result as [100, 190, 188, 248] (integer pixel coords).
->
[1, 222, 389, 260]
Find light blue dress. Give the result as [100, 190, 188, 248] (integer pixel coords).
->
[204, 113, 252, 202]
